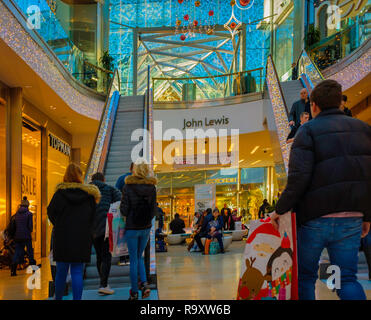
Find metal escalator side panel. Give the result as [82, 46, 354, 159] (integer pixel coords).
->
[84, 90, 120, 182]
[266, 56, 292, 174]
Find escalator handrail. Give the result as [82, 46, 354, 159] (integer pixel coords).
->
[84, 69, 120, 182]
[265, 54, 289, 116]
[297, 49, 325, 84]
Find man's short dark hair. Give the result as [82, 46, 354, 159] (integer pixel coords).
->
[342, 95, 347, 102]
[174, 213, 180, 218]
[310, 80, 342, 110]
[92, 172, 104, 182]
[300, 111, 310, 118]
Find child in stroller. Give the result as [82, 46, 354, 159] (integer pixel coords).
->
[0, 221, 30, 270]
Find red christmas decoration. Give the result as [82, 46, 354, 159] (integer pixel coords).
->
[184, 14, 189, 21]
[239, 0, 251, 6]
[178, 0, 184, 3]
[193, 20, 198, 26]
[230, 22, 237, 29]
[208, 10, 214, 16]
[195, 0, 201, 7]
[180, 34, 186, 41]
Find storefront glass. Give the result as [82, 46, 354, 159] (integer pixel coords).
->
[21, 121, 41, 260]
[156, 167, 270, 230]
[0, 94, 6, 231]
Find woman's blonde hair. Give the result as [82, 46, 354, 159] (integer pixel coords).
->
[63, 163, 83, 183]
[133, 161, 151, 179]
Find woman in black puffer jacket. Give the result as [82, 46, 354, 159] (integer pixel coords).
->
[120, 161, 157, 300]
[47, 163, 100, 300]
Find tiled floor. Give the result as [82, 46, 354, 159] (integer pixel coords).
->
[0, 241, 369, 300]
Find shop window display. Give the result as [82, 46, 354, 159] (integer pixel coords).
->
[21, 122, 41, 260]
[0, 94, 6, 232]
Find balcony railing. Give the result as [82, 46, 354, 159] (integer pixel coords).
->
[152, 68, 264, 103]
[9, 0, 112, 94]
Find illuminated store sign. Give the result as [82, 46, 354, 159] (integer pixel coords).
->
[182, 116, 230, 130]
[48, 134, 71, 157]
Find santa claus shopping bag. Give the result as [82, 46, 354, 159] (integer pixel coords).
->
[236, 212, 298, 300]
[105, 201, 128, 257]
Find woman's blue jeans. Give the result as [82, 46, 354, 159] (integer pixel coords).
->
[125, 228, 151, 293]
[297, 217, 366, 300]
[55, 262, 84, 300]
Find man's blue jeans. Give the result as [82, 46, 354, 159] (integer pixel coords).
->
[125, 228, 151, 293]
[55, 262, 84, 300]
[297, 217, 366, 300]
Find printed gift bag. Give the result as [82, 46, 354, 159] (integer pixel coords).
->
[105, 201, 128, 257]
[236, 212, 298, 300]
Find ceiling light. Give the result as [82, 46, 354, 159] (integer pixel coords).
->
[250, 146, 260, 154]
[238, 159, 244, 163]
[68, 121, 72, 125]
[251, 160, 261, 165]
[24, 85, 32, 89]
[50, 105, 56, 110]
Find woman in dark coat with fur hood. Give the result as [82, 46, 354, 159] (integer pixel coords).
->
[47, 163, 100, 300]
[120, 161, 157, 300]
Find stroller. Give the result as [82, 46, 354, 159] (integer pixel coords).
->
[0, 220, 29, 270]
[0, 233, 15, 269]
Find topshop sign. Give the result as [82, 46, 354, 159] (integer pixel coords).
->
[48, 134, 71, 157]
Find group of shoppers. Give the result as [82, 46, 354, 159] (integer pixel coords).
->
[44, 160, 157, 300]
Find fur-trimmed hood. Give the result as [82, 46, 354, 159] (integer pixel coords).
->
[55, 182, 101, 204]
[125, 175, 157, 185]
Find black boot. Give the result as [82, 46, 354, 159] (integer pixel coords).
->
[11, 264, 17, 276]
[128, 290, 138, 300]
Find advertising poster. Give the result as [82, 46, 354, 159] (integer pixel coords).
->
[237, 212, 298, 300]
[194, 184, 216, 212]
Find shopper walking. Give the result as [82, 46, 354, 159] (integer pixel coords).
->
[90, 172, 121, 295]
[340, 95, 352, 117]
[115, 162, 133, 265]
[120, 161, 157, 300]
[258, 199, 270, 219]
[47, 163, 100, 300]
[271, 79, 371, 300]
[10, 196, 36, 276]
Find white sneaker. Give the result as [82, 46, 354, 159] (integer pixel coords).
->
[98, 286, 115, 295]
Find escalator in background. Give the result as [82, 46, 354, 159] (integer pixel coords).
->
[265, 51, 324, 175]
[83, 71, 156, 292]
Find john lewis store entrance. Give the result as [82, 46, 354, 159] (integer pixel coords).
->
[156, 166, 278, 229]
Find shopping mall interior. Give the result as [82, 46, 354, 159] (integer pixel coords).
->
[0, 0, 370, 300]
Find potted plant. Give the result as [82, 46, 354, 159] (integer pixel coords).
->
[305, 24, 321, 49]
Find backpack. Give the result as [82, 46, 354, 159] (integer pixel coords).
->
[132, 188, 152, 226]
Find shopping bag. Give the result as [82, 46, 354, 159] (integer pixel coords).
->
[105, 201, 128, 257]
[204, 238, 212, 255]
[209, 241, 220, 255]
[236, 212, 298, 300]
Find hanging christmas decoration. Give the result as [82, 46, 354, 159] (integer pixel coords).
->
[224, 0, 242, 38]
[236, 0, 254, 10]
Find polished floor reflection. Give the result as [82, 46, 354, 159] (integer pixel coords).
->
[156, 241, 371, 300]
[0, 241, 370, 300]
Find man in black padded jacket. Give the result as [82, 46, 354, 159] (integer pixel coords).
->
[270, 79, 371, 300]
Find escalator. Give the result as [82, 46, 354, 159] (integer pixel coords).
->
[83, 71, 155, 291]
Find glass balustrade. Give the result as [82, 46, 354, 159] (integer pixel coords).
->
[10, 0, 112, 94]
[152, 68, 264, 104]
